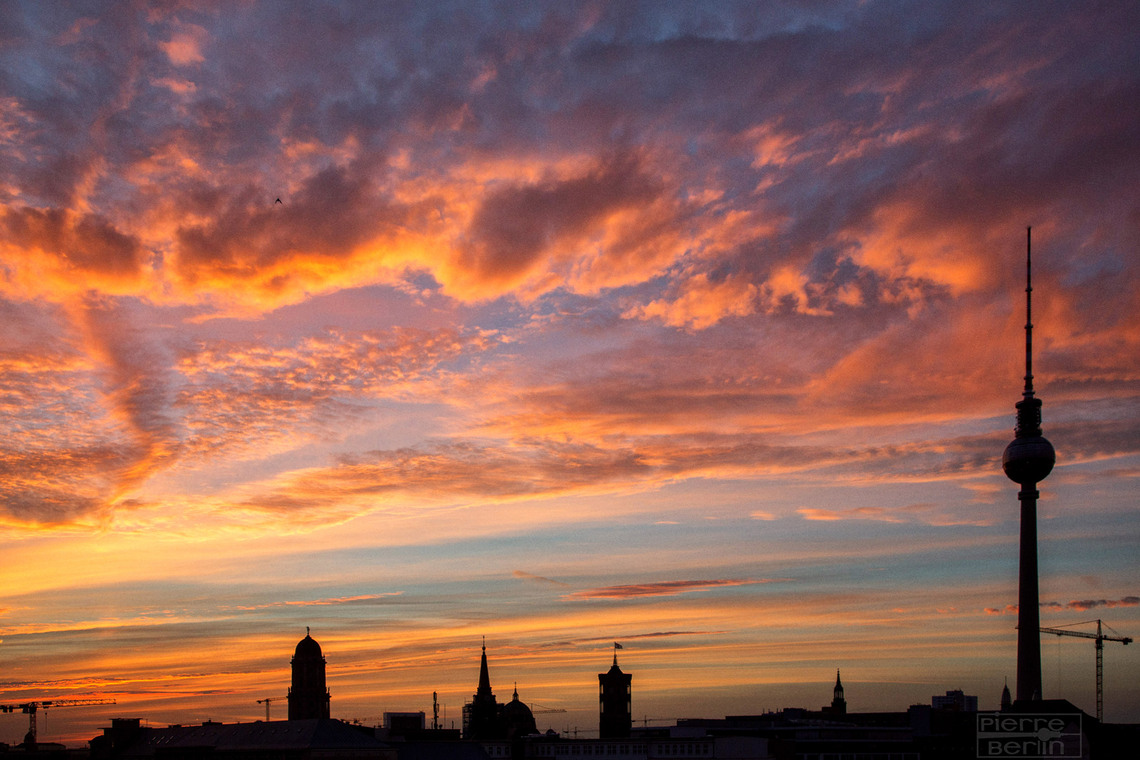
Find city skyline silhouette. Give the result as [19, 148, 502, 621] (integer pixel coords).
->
[1, 1, 1138, 749]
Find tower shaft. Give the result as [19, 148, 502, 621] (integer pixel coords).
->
[1017, 488, 1042, 701]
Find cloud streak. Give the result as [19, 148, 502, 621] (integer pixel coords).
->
[566, 579, 781, 601]
[986, 597, 1140, 615]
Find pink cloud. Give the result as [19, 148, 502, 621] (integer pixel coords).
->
[513, 571, 571, 587]
[159, 23, 208, 66]
[565, 578, 781, 601]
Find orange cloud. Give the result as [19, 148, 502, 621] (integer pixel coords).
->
[231, 593, 404, 611]
[625, 271, 757, 330]
[0, 207, 149, 299]
[797, 502, 997, 527]
[450, 153, 660, 293]
[159, 23, 208, 66]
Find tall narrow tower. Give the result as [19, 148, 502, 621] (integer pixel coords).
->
[288, 628, 331, 720]
[599, 645, 632, 738]
[831, 669, 847, 715]
[1002, 227, 1056, 703]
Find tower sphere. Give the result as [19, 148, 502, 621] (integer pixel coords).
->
[1003, 434, 1055, 485]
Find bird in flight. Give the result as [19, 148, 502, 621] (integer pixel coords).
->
[274, 198, 283, 204]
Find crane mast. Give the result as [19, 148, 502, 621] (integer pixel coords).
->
[257, 696, 285, 721]
[1039, 619, 1132, 721]
[0, 698, 116, 747]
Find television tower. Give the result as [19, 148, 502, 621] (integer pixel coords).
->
[1002, 227, 1056, 703]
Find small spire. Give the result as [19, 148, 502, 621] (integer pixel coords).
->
[306, 626, 310, 636]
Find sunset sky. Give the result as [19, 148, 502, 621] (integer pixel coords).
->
[2, 0, 1139, 746]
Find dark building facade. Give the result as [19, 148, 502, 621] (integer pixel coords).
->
[598, 649, 632, 739]
[289, 629, 331, 720]
[90, 717, 393, 759]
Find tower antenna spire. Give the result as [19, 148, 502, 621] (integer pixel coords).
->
[1024, 226, 1034, 398]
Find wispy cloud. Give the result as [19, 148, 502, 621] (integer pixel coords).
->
[565, 579, 782, 601]
[985, 597, 1140, 615]
[230, 593, 403, 611]
[797, 502, 997, 527]
[513, 571, 571, 588]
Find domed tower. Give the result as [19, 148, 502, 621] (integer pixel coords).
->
[288, 628, 331, 720]
[1002, 228, 1055, 704]
[599, 644, 632, 739]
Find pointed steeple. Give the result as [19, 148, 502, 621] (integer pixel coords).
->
[464, 638, 502, 740]
[476, 636, 494, 701]
[829, 668, 847, 715]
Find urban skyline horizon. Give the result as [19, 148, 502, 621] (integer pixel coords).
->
[1, 622, 1131, 748]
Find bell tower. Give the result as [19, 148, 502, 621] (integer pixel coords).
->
[288, 627, 331, 720]
[831, 669, 846, 715]
[599, 644, 632, 738]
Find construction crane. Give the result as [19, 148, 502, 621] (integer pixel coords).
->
[257, 696, 286, 721]
[0, 698, 115, 747]
[530, 702, 567, 715]
[1039, 619, 1132, 722]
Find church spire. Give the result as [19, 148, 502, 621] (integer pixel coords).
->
[830, 669, 847, 715]
[476, 636, 494, 700]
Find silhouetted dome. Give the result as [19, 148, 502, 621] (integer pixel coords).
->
[295, 633, 323, 659]
[502, 689, 537, 738]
